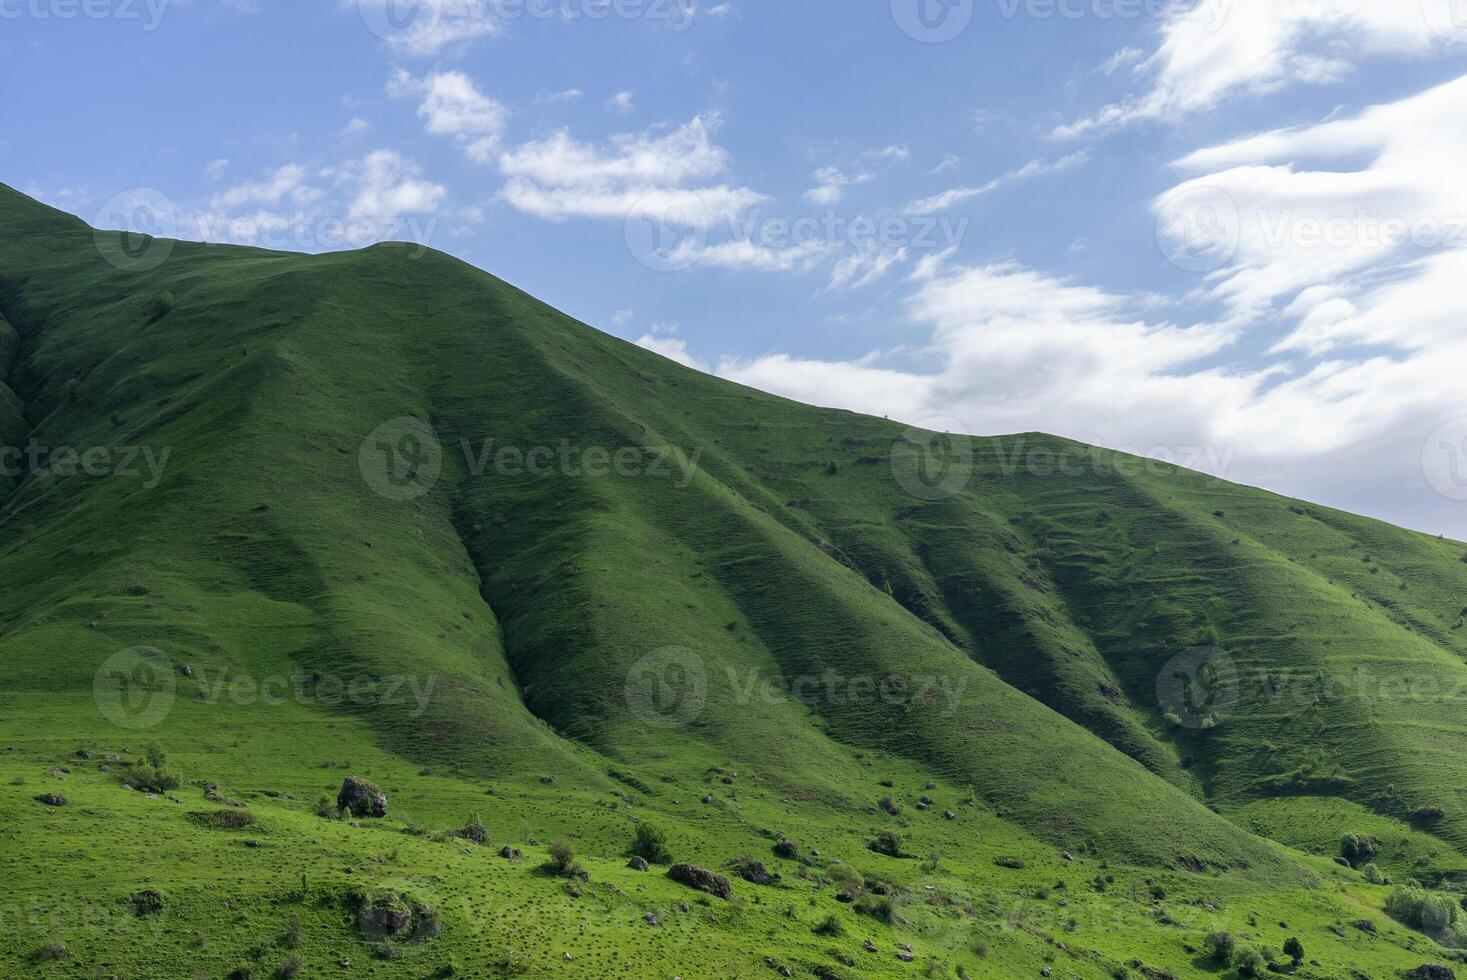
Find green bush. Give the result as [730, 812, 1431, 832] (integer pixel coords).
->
[1340, 833, 1379, 867]
[1385, 884, 1467, 945]
[813, 913, 844, 936]
[629, 823, 674, 865]
[1282, 937, 1304, 965]
[1203, 930, 1235, 962]
[854, 894, 898, 924]
[546, 840, 581, 877]
[1230, 947, 1266, 977]
[149, 291, 176, 322]
[868, 830, 904, 857]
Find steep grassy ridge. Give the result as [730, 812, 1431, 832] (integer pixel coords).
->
[1, 183, 1464, 978]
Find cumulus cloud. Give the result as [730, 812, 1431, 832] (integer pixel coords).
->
[1056, 0, 1467, 138]
[390, 70, 509, 163]
[497, 114, 765, 226]
[716, 76, 1467, 538]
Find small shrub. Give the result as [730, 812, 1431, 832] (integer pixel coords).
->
[1341, 833, 1379, 867]
[629, 823, 674, 865]
[500, 949, 531, 974]
[1362, 862, 1384, 884]
[131, 888, 166, 916]
[1283, 937, 1304, 965]
[313, 796, 340, 819]
[149, 291, 176, 322]
[121, 746, 180, 793]
[868, 830, 904, 857]
[855, 893, 899, 924]
[1412, 804, 1446, 823]
[32, 942, 68, 962]
[826, 862, 864, 899]
[813, 913, 845, 936]
[278, 954, 303, 978]
[1231, 947, 1266, 978]
[1204, 930, 1236, 962]
[546, 840, 582, 878]
[187, 810, 257, 830]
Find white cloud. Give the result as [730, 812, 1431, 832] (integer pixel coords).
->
[203, 158, 230, 182]
[341, 117, 371, 138]
[1101, 46, 1145, 75]
[826, 246, 908, 291]
[803, 166, 873, 206]
[636, 324, 708, 370]
[606, 91, 636, 114]
[534, 88, 584, 106]
[718, 75, 1467, 539]
[1160, 74, 1467, 341]
[1057, 0, 1466, 137]
[672, 238, 831, 273]
[211, 164, 322, 210]
[497, 114, 764, 225]
[390, 70, 509, 163]
[344, 149, 448, 222]
[346, 0, 500, 57]
[906, 150, 1089, 214]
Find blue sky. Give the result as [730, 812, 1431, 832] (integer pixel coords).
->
[4, 0, 1467, 538]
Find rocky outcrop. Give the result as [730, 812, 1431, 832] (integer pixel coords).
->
[337, 776, 387, 818]
[667, 863, 731, 899]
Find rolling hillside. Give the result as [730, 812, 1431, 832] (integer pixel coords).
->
[2, 182, 1466, 978]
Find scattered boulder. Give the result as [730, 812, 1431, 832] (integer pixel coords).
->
[1410, 967, 1456, 980]
[337, 777, 387, 819]
[724, 857, 774, 885]
[355, 891, 413, 939]
[627, 856, 650, 871]
[499, 845, 522, 859]
[34, 793, 67, 807]
[773, 839, 799, 860]
[667, 863, 732, 899]
[459, 820, 487, 844]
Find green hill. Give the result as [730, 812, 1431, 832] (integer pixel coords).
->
[2, 182, 1465, 978]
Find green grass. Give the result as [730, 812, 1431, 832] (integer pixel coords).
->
[2, 182, 1466, 977]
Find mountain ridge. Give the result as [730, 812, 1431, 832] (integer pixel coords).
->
[2, 181, 1466, 977]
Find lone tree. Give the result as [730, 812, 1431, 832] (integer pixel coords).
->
[1283, 936, 1304, 965]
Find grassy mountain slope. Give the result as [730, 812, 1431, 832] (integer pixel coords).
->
[1, 183, 1464, 978]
